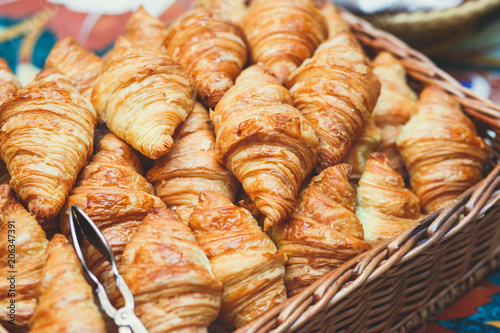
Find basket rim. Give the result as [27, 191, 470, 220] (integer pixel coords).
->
[235, 6, 500, 333]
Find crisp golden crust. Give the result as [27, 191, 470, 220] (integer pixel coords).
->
[189, 191, 287, 329]
[124, 7, 168, 48]
[0, 185, 47, 330]
[356, 153, 421, 246]
[0, 68, 97, 222]
[147, 102, 239, 223]
[0, 59, 21, 105]
[163, 8, 247, 108]
[397, 86, 490, 213]
[287, 3, 380, 171]
[118, 208, 222, 332]
[45, 37, 104, 100]
[372, 52, 417, 175]
[29, 234, 105, 333]
[213, 65, 320, 230]
[195, 0, 247, 22]
[91, 43, 194, 159]
[271, 164, 371, 296]
[342, 116, 381, 186]
[60, 133, 166, 299]
[243, 0, 327, 84]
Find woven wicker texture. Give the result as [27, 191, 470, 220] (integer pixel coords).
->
[228, 7, 500, 333]
[361, 0, 500, 54]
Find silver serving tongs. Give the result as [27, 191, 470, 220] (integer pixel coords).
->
[69, 205, 148, 333]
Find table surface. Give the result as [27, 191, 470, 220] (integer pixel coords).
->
[0, 1, 499, 332]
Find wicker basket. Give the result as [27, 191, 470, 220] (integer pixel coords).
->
[231, 7, 500, 333]
[360, 0, 500, 54]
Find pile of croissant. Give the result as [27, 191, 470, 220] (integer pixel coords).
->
[0, 0, 491, 332]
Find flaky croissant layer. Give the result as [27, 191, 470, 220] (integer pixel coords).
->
[397, 86, 490, 213]
[164, 8, 247, 108]
[213, 64, 320, 230]
[189, 191, 287, 329]
[0, 68, 97, 222]
[91, 41, 194, 159]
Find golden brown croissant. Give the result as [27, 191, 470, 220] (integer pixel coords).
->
[287, 2, 380, 171]
[163, 8, 247, 108]
[342, 116, 381, 186]
[29, 234, 106, 333]
[356, 153, 421, 246]
[189, 191, 287, 329]
[146, 102, 239, 223]
[118, 208, 222, 332]
[372, 52, 417, 174]
[60, 133, 166, 299]
[124, 6, 168, 48]
[0, 185, 47, 330]
[0, 59, 21, 105]
[213, 65, 320, 231]
[45, 37, 104, 100]
[271, 164, 371, 296]
[91, 43, 193, 159]
[396, 86, 490, 213]
[0, 68, 97, 222]
[195, 0, 247, 22]
[243, 0, 327, 84]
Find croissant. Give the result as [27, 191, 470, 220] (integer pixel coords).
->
[0, 68, 97, 222]
[0, 185, 47, 329]
[271, 164, 371, 296]
[91, 43, 193, 159]
[372, 52, 417, 174]
[356, 153, 421, 246]
[60, 133, 166, 299]
[396, 86, 490, 213]
[195, 0, 247, 22]
[0, 59, 21, 104]
[287, 2, 381, 171]
[45, 37, 104, 100]
[124, 6, 168, 48]
[163, 8, 247, 107]
[243, 0, 327, 84]
[146, 102, 239, 223]
[213, 65, 320, 230]
[342, 116, 381, 186]
[118, 208, 222, 332]
[29, 234, 106, 333]
[189, 191, 287, 329]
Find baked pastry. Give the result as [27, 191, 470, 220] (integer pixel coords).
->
[271, 164, 371, 296]
[396, 86, 490, 213]
[29, 234, 106, 333]
[0, 185, 47, 329]
[372, 52, 417, 175]
[189, 191, 287, 329]
[0, 68, 97, 221]
[163, 8, 247, 107]
[213, 65, 320, 230]
[124, 6, 168, 48]
[242, 0, 327, 84]
[287, 2, 381, 171]
[91, 42, 193, 159]
[60, 133, 166, 299]
[45, 37, 104, 100]
[0, 59, 21, 104]
[146, 102, 239, 223]
[118, 208, 222, 332]
[356, 153, 421, 246]
[196, 0, 247, 22]
[342, 116, 381, 187]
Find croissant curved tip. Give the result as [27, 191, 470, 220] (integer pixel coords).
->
[28, 198, 57, 220]
[269, 62, 296, 85]
[368, 152, 390, 164]
[198, 190, 232, 209]
[141, 135, 174, 159]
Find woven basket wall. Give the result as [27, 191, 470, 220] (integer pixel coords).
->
[360, 0, 500, 54]
[231, 7, 500, 333]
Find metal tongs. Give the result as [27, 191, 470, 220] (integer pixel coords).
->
[69, 205, 148, 333]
